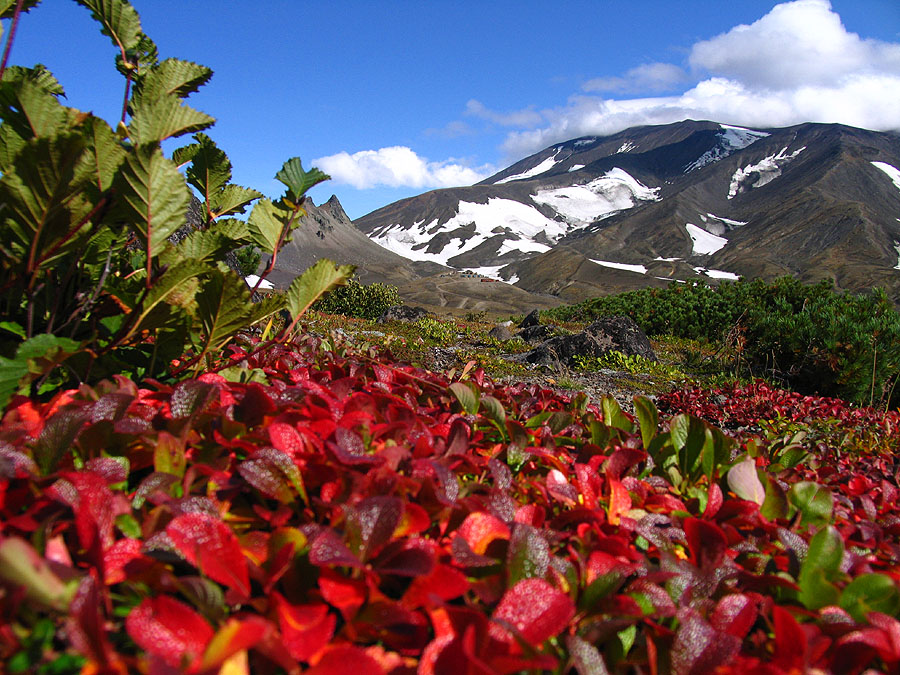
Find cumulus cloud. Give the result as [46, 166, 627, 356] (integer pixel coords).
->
[582, 63, 688, 93]
[501, 0, 900, 159]
[312, 146, 494, 190]
[464, 99, 544, 128]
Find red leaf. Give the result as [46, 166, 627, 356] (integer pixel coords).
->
[490, 578, 575, 646]
[458, 512, 510, 555]
[306, 644, 385, 675]
[346, 496, 404, 561]
[233, 382, 277, 427]
[65, 571, 117, 667]
[103, 538, 148, 585]
[318, 567, 367, 620]
[702, 482, 723, 519]
[711, 593, 758, 639]
[274, 593, 335, 662]
[773, 605, 807, 669]
[671, 610, 740, 675]
[684, 517, 728, 570]
[404, 563, 470, 608]
[200, 615, 271, 671]
[125, 595, 213, 669]
[166, 512, 250, 598]
[608, 478, 632, 526]
[393, 501, 430, 537]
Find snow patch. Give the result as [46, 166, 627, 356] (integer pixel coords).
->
[616, 141, 637, 153]
[506, 273, 520, 285]
[568, 164, 585, 172]
[654, 256, 681, 262]
[532, 168, 660, 226]
[727, 146, 806, 199]
[894, 241, 900, 271]
[574, 139, 595, 147]
[495, 152, 560, 183]
[244, 274, 274, 290]
[589, 259, 648, 274]
[872, 162, 900, 193]
[684, 124, 769, 173]
[372, 198, 565, 266]
[694, 267, 740, 280]
[462, 265, 507, 281]
[685, 223, 727, 255]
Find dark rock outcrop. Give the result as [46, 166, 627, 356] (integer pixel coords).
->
[517, 324, 554, 343]
[520, 315, 655, 369]
[377, 305, 433, 323]
[519, 309, 541, 328]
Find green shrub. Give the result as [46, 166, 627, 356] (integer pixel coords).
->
[0, 0, 351, 409]
[232, 245, 262, 276]
[547, 277, 900, 407]
[312, 277, 400, 319]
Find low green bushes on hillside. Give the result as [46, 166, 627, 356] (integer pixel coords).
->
[312, 277, 400, 319]
[547, 277, 900, 407]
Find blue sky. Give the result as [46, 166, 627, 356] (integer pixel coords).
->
[7, 0, 900, 219]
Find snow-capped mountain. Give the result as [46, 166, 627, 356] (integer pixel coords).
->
[354, 120, 900, 303]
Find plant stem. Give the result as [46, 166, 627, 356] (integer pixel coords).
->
[0, 0, 25, 80]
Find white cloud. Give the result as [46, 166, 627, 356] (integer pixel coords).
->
[464, 99, 544, 128]
[583, 63, 688, 93]
[312, 146, 494, 190]
[500, 0, 900, 159]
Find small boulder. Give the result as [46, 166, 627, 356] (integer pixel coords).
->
[517, 324, 554, 343]
[519, 309, 541, 328]
[488, 324, 515, 341]
[377, 305, 433, 323]
[521, 315, 655, 369]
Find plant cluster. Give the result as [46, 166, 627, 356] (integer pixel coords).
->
[312, 278, 400, 320]
[3, 338, 900, 673]
[574, 351, 683, 381]
[546, 277, 900, 407]
[0, 0, 352, 411]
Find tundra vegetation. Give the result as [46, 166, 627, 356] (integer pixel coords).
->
[2, 2, 900, 674]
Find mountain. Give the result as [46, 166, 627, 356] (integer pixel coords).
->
[354, 121, 900, 303]
[265, 194, 562, 314]
[264, 194, 443, 288]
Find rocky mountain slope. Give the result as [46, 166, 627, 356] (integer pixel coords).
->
[354, 121, 900, 303]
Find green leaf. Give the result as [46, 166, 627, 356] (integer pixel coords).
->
[0, 1, 40, 20]
[670, 414, 706, 478]
[601, 395, 634, 432]
[0, 537, 75, 611]
[789, 481, 833, 527]
[506, 524, 550, 585]
[75, 0, 143, 54]
[153, 431, 186, 478]
[0, 334, 81, 411]
[840, 574, 900, 623]
[449, 382, 480, 416]
[209, 184, 263, 218]
[1, 64, 66, 97]
[133, 58, 212, 101]
[284, 258, 354, 322]
[802, 525, 844, 575]
[128, 93, 214, 146]
[0, 354, 29, 411]
[275, 157, 329, 199]
[760, 473, 789, 520]
[798, 565, 840, 611]
[0, 132, 96, 269]
[633, 395, 658, 449]
[726, 457, 765, 505]
[184, 132, 231, 201]
[246, 197, 293, 255]
[83, 115, 127, 192]
[112, 145, 190, 261]
[480, 395, 506, 431]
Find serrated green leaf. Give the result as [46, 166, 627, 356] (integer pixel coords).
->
[0, 78, 70, 141]
[208, 217, 250, 242]
[130, 259, 206, 333]
[284, 258, 354, 322]
[172, 141, 199, 167]
[128, 93, 214, 146]
[1, 64, 66, 97]
[840, 573, 900, 623]
[209, 184, 263, 218]
[0, 0, 40, 20]
[0, 354, 29, 410]
[449, 381, 480, 416]
[164, 229, 232, 266]
[184, 132, 230, 200]
[83, 114, 127, 192]
[133, 58, 212, 101]
[275, 157, 329, 199]
[112, 145, 190, 261]
[247, 197, 292, 255]
[75, 0, 142, 53]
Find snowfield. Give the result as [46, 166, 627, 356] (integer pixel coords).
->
[589, 259, 648, 274]
[685, 223, 728, 255]
[532, 168, 660, 226]
[495, 151, 561, 184]
[684, 124, 769, 172]
[872, 162, 900, 193]
[728, 146, 806, 199]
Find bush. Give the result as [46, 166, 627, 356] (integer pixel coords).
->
[312, 277, 400, 319]
[546, 277, 900, 407]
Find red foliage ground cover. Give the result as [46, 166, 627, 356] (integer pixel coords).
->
[1, 338, 900, 674]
